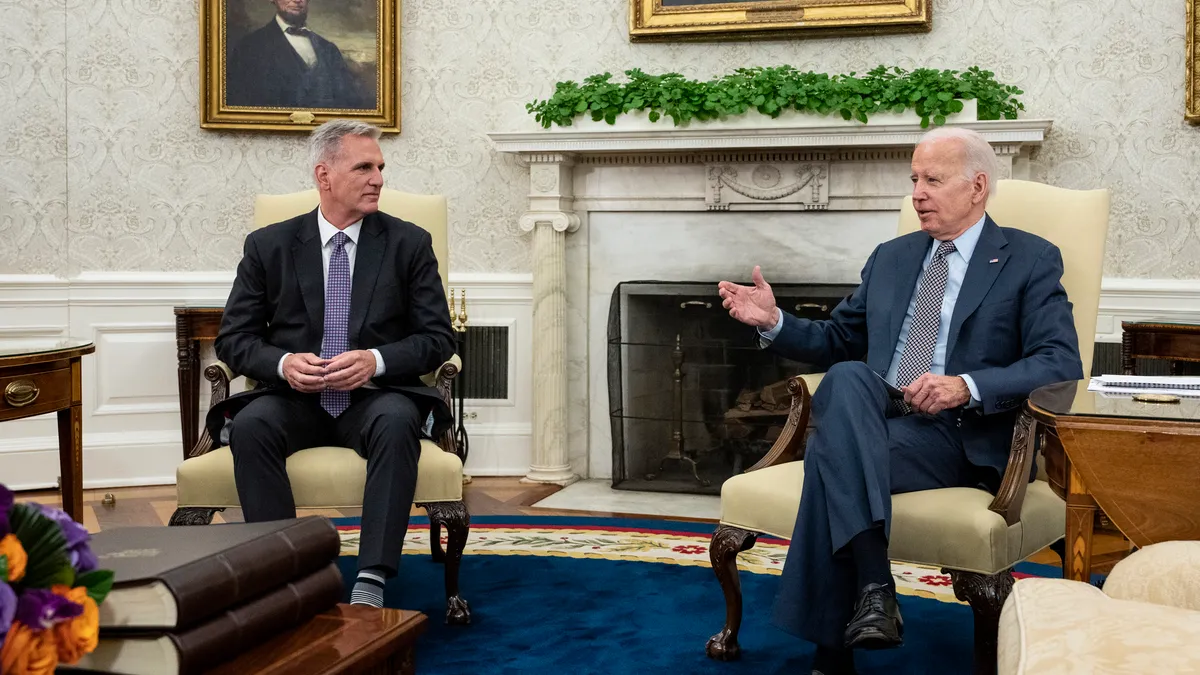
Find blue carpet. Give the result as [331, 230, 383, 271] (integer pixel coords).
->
[333, 516, 1068, 675]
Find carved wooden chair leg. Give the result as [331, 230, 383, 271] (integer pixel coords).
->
[1049, 539, 1067, 571]
[705, 525, 759, 661]
[424, 500, 471, 625]
[427, 513, 446, 563]
[948, 569, 1015, 675]
[168, 507, 224, 526]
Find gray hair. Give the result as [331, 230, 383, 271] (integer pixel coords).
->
[308, 119, 382, 172]
[916, 126, 997, 197]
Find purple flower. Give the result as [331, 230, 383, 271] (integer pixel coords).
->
[0, 582, 15, 637]
[32, 503, 97, 573]
[15, 589, 82, 630]
[0, 484, 12, 536]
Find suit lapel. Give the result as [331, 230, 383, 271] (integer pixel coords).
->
[887, 234, 933, 357]
[291, 210, 325, 342]
[348, 214, 385, 348]
[946, 216, 1010, 358]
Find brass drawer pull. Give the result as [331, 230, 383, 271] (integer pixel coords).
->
[795, 303, 829, 312]
[4, 380, 40, 407]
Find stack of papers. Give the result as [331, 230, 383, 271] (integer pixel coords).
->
[1087, 375, 1200, 397]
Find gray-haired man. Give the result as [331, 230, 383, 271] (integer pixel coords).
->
[207, 120, 455, 607]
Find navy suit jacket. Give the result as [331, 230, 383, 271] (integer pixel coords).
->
[768, 215, 1084, 477]
[204, 209, 456, 445]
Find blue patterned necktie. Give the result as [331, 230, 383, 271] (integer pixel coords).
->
[894, 240, 956, 412]
[320, 231, 351, 417]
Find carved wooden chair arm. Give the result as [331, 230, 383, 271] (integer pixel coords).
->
[986, 406, 1040, 527]
[745, 374, 815, 473]
[190, 356, 464, 458]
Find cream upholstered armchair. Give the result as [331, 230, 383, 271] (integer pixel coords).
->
[169, 188, 472, 625]
[999, 541, 1200, 673]
[705, 180, 1110, 674]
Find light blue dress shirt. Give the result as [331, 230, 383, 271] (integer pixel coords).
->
[760, 214, 987, 404]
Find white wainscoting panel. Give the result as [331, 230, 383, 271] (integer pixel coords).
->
[0, 272, 534, 489]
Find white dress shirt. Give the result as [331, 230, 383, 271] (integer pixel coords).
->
[760, 214, 988, 405]
[276, 15, 317, 68]
[276, 207, 385, 384]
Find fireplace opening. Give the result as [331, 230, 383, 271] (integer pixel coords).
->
[608, 280, 858, 495]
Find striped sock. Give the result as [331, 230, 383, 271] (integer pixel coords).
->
[350, 569, 386, 608]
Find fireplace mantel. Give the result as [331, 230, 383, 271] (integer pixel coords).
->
[488, 117, 1052, 155]
[487, 115, 1054, 484]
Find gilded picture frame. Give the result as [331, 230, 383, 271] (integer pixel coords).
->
[629, 0, 931, 42]
[1189, 0, 1199, 124]
[200, 0, 400, 133]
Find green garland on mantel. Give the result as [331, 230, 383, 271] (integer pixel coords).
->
[526, 65, 1024, 129]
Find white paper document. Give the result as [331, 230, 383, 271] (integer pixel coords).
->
[1087, 374, 1200, 397]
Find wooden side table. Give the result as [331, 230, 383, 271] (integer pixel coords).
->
[0, 340, 95, 522]
[1029, 380, 1200, 582]
[1122, 318, 1200, 374]
[175, 306, 224, 459]
[206, 604, 427, 675]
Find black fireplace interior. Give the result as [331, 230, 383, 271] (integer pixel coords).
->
[608, 280, 858, 495]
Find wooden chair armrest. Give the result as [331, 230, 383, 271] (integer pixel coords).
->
[745, 374, 816, 472]
[428, 355, 462, 458]
[986, 407, 1040, 527]
[188, 361, 236, 458]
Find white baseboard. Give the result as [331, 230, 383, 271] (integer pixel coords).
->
[0, 271, 534, 489]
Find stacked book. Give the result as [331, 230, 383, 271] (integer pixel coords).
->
[1088, 375, 1200, 398]
[61, 516, 343, 675]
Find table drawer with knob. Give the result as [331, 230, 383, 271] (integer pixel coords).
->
[0, 367, 73, 421]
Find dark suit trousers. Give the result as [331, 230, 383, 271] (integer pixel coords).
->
[770, 361, 983, 648]
[229, 389, 424, 575]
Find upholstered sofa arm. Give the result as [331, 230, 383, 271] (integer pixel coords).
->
[1103, 541, 1200, 612]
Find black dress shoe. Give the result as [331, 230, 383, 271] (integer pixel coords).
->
[843, 583, 903, 650]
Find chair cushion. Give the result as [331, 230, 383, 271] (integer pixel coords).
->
[176, 441, 462, 509]
[719, 461, 1064, 574]
[998, 578, 1200, 674]
[1102, 541, 1200, 612]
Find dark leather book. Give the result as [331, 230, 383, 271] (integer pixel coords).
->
[63, 562, 345, 675]
[90, 516, 340, 631]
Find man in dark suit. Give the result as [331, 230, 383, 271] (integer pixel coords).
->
[226, 0, 371, 109]
[207, 119, 454, 607]
[719, 127, 1083, 674]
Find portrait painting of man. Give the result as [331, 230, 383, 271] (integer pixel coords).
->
[630, 0, 930, 41]
[223, 0, 378, 111]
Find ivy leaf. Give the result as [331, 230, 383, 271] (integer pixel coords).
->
[75, 569, 115, 605]
[574, 101, 587, 112]
[648, 110, 660, 123]
[937, 91, 953, 102]
[934, 114, 947, 126]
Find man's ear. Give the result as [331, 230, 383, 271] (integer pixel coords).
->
[973, 173, 989, 204]
[314, 164, 330, 192]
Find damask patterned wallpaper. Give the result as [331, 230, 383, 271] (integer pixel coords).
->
[1, 0, 1196, 277]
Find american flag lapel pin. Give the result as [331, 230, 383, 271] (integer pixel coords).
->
[989, 258, 999, 263]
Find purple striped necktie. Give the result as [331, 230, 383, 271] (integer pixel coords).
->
[320, 231, 351, 416]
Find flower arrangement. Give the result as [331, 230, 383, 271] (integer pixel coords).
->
[0, 484, 112, 675]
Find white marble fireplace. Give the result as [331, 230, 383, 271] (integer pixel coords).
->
[488, 111, 1052, 484]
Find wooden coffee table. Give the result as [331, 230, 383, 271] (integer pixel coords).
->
[207, 604, 427, 675]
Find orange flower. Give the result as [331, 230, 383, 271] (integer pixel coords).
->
[0, 534, 26, 582]
[50, 586, 99, 664]
[0, 621, 58, 675]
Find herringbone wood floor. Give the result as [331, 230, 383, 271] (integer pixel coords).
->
[14, 479, 1129, 573]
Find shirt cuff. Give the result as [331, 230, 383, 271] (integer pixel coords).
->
[960, 374, 982, 408]
[370, 348, 385, 377]
[756, 310, 785, 347]
[277, 353, 291, 381]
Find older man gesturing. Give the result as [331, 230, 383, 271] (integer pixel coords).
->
[718, 127, 1083, 675]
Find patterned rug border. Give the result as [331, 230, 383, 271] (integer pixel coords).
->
[333, 517, 1023, 605]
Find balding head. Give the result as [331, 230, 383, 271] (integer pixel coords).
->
[910, 127, 995, 240]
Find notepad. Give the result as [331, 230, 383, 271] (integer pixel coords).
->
[1088, 375, 1200, 397]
